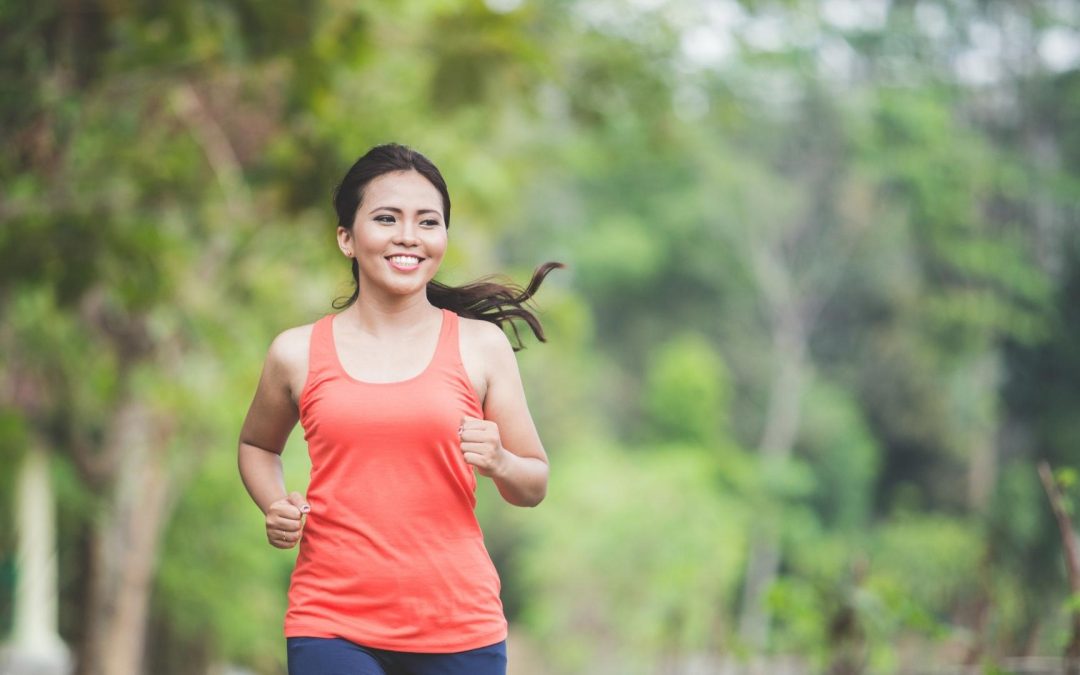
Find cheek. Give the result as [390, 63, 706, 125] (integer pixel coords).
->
[355, 226, 388, 251]
[427, 232, 449, 258]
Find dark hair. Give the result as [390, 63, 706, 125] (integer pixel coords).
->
[331, 143, 563, 350]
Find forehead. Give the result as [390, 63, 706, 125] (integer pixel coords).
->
[362, 170, 443, 213]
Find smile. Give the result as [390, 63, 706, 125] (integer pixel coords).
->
[387, 255, 423, 270]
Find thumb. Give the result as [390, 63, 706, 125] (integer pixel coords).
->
[288, 491, 311, 514]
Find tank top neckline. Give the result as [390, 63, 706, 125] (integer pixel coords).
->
[327, 308, 451, 387]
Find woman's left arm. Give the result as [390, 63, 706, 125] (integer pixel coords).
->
[459, 323, 549, 507]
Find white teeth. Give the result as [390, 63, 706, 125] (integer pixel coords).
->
[389, 256, 421, 265]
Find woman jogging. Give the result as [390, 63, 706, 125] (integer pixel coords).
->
[237, 143, 559, 675]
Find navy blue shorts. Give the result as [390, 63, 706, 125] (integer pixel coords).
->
[286, 636, 507, 675]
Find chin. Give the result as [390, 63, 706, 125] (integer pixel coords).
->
[386, 280, 432, 295]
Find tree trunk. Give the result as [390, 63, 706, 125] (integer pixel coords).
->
[965, 354, 1001, 513]
[738, 533, 783, 650]
[75, 399, 175, 675]
[1037, 461, 1080, 673]
[738, 318, 807, 649]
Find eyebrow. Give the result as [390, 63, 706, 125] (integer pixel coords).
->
[369, 206, 442, 217]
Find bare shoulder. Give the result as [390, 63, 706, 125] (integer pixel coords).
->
[267, 321, 318, 398]
[457, 316, 518, 405]
[458, 316, 515, 360]
[269, 322, 315, 363]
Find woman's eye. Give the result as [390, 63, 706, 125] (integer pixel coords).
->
[375, 215, 395, 224]
[421, 219, 441, 227]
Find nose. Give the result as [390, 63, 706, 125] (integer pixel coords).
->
[393, 219, 420, 246]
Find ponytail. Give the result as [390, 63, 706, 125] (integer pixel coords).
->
[426, 262, 564, 350]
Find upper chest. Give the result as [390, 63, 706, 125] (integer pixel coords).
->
[284, 317, 489, 407]
[335, 326, 441, 382]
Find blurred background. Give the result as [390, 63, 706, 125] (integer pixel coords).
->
[2, 0, 1080, 673]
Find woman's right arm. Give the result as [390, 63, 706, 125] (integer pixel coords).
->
[238, 332, 309, 548]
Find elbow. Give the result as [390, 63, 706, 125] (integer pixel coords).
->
[521, 462, 548, 507]
[531, 485, 548, 507]
[496, 453, 548, 507]
[528, 462, 549, 506]
[521, 482, 547, 508]
[501, 483, 546, 508]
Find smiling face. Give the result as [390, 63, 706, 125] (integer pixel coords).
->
[337, 170, 448, 300]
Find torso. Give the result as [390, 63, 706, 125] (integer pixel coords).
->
[275, 312, 491, 410]
[282, 306, 508, 650]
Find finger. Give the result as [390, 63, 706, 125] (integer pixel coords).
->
[270, 518, 303, 532]
[458, 428, 489, 443]
[463, 452, 497, 476]
[463, 449, 496, 464]
[273, 507, 303, 522]
[269, 510, 305, 528]
[276, 528, 301, 542]
[268, 509, 303, 526]
[270, 497, 303, 519]
[462, 451, 484, 467]
[460, 441, 491, 454]
[287, 491, 311, 514]
[461, 421, 496, 437]
[462, 416, 494, 432]
[270, 532, 297, 548]
[271, 527, 301, 543]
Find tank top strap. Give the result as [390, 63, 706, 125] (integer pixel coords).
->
[428, 308, 482, 411]
[430, 308, 461, 369]
[306, 314, 339, 377]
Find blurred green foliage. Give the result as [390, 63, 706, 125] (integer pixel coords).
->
[2, 0, 1080, 673]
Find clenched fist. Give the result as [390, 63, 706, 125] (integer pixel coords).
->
[458, 416, 510, 478]
[265, 491, 309, 549]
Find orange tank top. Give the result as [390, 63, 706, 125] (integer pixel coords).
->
[284, 308, 507, 652]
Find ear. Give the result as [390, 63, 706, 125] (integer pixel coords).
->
[336, 226, 354, 257]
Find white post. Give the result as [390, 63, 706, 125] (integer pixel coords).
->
[2, 445, 70, 674]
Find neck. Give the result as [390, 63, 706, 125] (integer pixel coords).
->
[344, 291, 440, 337]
